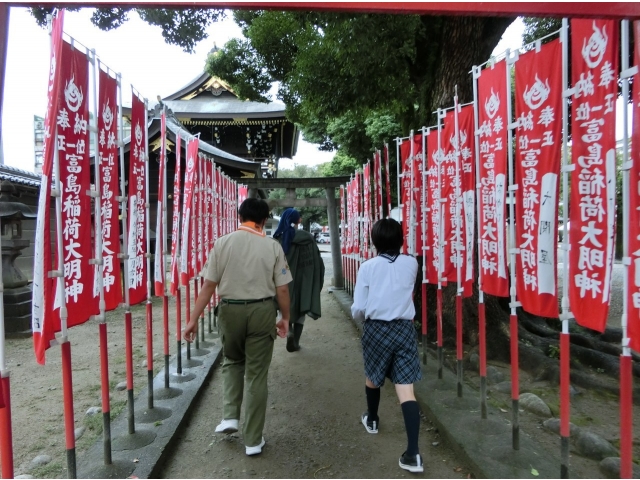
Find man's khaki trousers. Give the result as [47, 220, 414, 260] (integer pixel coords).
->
[218, 300, 277, 447]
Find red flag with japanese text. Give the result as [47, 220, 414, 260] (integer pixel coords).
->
[569, 19, 618, 332]
[440, 110, 459, 284]
[180, 138, 198, 285]
[154, 110, 166, 296]
[628, 20, 640, 351]
[384, 145, 392, 218]
[356, 174, 360, 255]
[363, 162, 371, 259]
[425, 128, 441, 285]
[374, 152, 383, 221]
[32, 10, 64, 365]
[127, 91, 148, 306]
[195, 155, 203, 275]
[55, 40, 97, 324]
[98, 68, 122, 310]
[514, 39, 562, 318]
[477, 60, 509, 298]
[400, 140, 411, 250]
[204, 161, 212, 261]
[215, 168, 222, 240]
[457, 105, 476, 295]
[169, 135, 181, 296]
[340, 185, 346, 254]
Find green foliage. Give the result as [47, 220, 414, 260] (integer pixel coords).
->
[210, 10, 512, 164]
[522, 17, 562, 48]
[319, 151, 359, 178]
[547, 344, 560, 360]
[29, 7, 225, 53]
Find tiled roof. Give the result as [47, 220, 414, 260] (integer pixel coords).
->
[0, 165, 40, 187]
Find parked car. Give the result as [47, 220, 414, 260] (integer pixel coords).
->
[317, 232, 331, 244]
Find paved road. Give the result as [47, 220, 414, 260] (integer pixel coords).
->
[158, 252, 472, 479]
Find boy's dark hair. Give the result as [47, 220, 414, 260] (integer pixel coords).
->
[371, 218, 403, 253]
[238, 198, 270, 223]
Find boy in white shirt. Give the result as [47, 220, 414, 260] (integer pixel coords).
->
[351, 218, 423, 473]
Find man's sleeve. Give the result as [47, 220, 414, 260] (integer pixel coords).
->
[273, 243, 293, 287]
[202, 248, 220, 283]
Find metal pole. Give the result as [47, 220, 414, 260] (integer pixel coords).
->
[118, 78, 134, 435]
[453, 88, 464, 398]
[436, 108, 445, 380]
[0, 5, 14, 477]
[619, 18, 634, 480]
[91, 53, 111, 466]
[505, 48, 520, 451]
[472, 64, 487, 419]
[421, 127, 428, 365]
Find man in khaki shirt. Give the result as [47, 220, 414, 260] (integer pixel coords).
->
[184, 198, 292, 456]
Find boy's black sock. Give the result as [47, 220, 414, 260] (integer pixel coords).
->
[365, 386, 380, 422]
[401, 400, 420, 456]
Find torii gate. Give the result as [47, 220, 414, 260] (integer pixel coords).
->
[244, 175, 351, 290]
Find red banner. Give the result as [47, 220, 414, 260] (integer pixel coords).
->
[128, 91, 148, 306]
[169, 135, 181, 295]
[384, 145, 392, 218]
[98, 68, 122, 310]
[458, 105, 476, 295]
[363, 162, 371, 259]
[400, 140, 411, 251]
[514, 39, 562, 318]
[154, 110, 166, 296]
[238, 184, 248, 204]
[32, 10, 64, 364]
[196, 155, 203, 275]
[440, 110, 459, 284]
[374, 151, 383, 221]
[425, 128, 441, 285]
[204, 160, 212, 264]
[340, 185, 346, 254]
[215, 168, 222, 241]
[569, 19, 618, 331]
[477, 60, 509, 298]
[353, 172, 362, 256]
[56, 41, 97, 323]
[180, 138, 198, 285]
[439, 108, 474, 296]
[628, 20, 640, 351]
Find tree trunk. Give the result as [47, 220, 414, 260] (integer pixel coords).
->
[429, 16, 514, 111]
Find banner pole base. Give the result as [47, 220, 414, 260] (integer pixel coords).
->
[480, 376, 487, 419]
[457, 359, 463, 397]
[127, 389, 135, 435]
[176, 341, 182, 374]
[561, 435, 569, 479]
[437, 347, 443, 380]
[66, 447, 77, 479]
[164, 355, 170, 389]
[147, 370, 154, 410]
[512, 399, 520, 450]
[102, 412, 112, 465]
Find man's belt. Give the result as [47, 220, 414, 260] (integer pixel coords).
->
[220, 297, 274, 305]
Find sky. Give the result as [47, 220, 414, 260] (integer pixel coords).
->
[6, 10, 623, 175]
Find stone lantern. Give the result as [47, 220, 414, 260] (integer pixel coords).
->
[0, 180, 36, 336]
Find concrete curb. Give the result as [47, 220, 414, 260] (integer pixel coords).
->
[329, 289, 563, 479]
[77, 336, 223, 479]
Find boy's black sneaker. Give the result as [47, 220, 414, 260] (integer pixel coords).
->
[361, 411, 378, 434]
[399, 452, 423, 473]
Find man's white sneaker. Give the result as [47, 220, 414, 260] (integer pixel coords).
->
[245, 437, 266, 456]
[214, 419, 238, 434]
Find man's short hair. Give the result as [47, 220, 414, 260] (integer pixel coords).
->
[371, 218, 404, 253]
[238, 198, 270, 223]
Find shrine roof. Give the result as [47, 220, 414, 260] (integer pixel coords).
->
[154, 72, 287, 120]
[0, 165, 41, 188]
